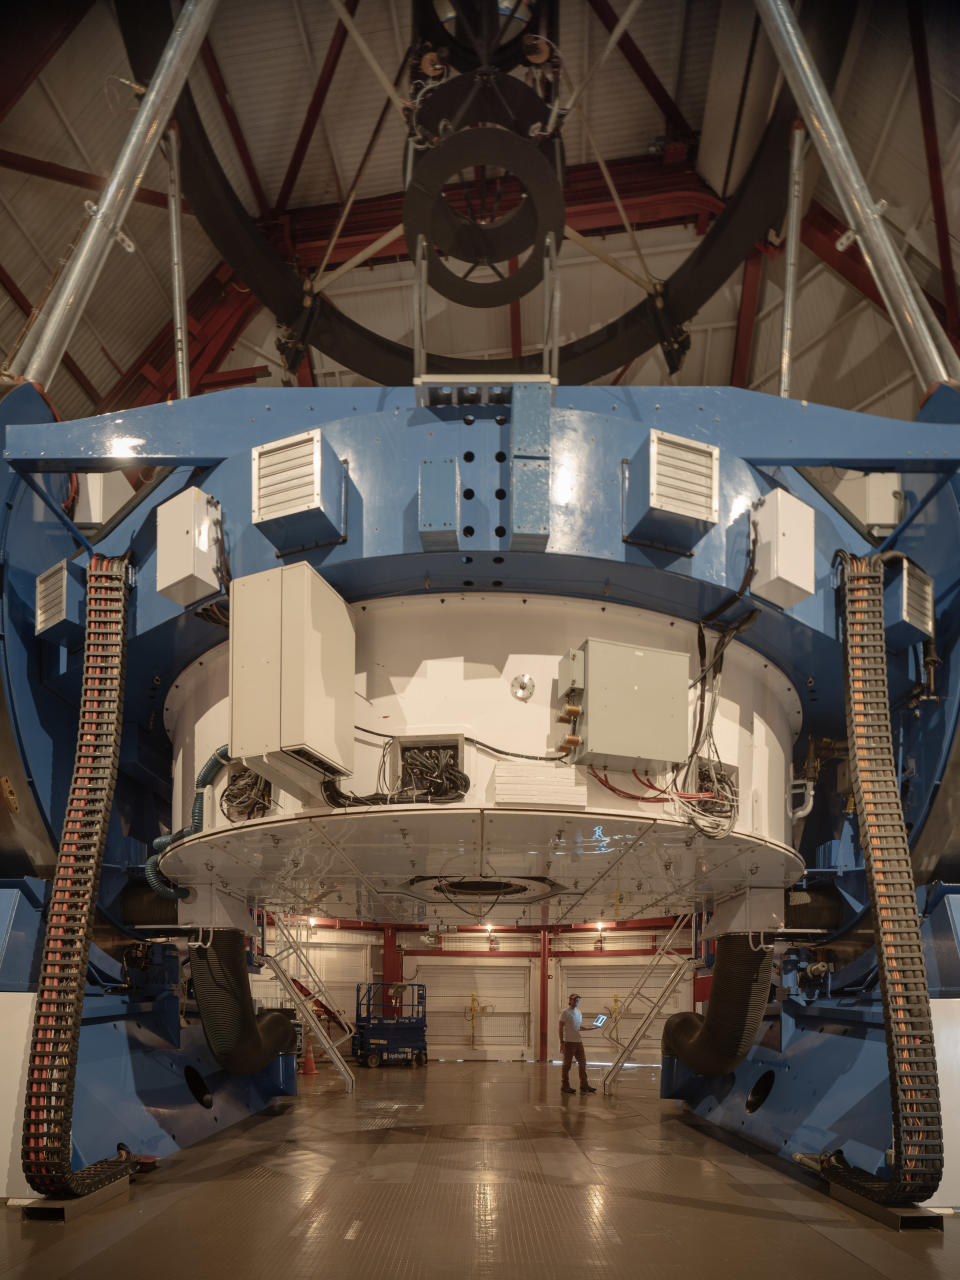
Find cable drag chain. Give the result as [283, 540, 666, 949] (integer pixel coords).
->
[21, 554, 135, 1198]
[826, 553, 943, 1204]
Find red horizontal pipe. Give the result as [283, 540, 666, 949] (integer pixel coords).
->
[301, 916, 677, 934]
[549, 946, 691, 958]
[401, 950, 542, 958]
[302, 917, 386, 931]
[421, 917, 676, 934]
[399, 946, 690, 959]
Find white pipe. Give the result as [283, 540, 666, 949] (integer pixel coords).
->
[165, 126, 190, 399]
[779, 124, 805, 398]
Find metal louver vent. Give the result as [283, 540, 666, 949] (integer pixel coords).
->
[883, 559, 934, 647]
[251, 430, 322, 525]
[650, 431, 718, 523]
[903, 563, 934, 638]
[35, 561, 67, 635]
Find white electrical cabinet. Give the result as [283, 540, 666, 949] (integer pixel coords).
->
[229, 562, 355, 801]
[751, 488, 815, 610]
[156, 486, 221, 606]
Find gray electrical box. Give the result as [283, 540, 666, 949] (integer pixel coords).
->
[557, 648, 584, 696]
[571, 638, 688, 769]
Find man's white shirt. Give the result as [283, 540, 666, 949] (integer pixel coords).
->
[560, 1007, 583, 1043]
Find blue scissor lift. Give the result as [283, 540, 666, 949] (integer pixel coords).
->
[352, 982, 428, 1067]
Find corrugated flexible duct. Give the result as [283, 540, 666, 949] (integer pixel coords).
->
[661, 933, 773, 1075]
[190, 929, 297, 1074]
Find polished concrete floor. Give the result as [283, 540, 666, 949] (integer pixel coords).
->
[2, 1061, 959, 1279]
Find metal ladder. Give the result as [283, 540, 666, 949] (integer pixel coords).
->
[602, 914, 694, 1094]
[260, 952, 355, 1093]
[269, 913, 355, 1044]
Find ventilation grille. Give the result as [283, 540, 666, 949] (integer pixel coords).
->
[35, 562, 67, 635]
[650, 431, 718, 523]
[252, 431, 320, 525]
[903, 563, 934, 638]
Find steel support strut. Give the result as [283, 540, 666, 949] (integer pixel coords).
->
[8, 0, 220, 393]
[780, 123, 805, 398]
[164, 126, 190, 399]
[754, 0, 951, 391]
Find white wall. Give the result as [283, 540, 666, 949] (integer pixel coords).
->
[252, 919, 695, 1066]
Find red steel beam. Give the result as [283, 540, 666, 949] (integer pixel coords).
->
[907, 0, 959, 336]
[539, 928, 549, 1062]
[275, 0, 360, 214]
[0, 261, 100, 406]
[0, 3, 95, 126]
[188, 294, 261, 397]
[200, 39, 270, 218]
[96, 265, 261, 411]
[584, 0, 693, 137]
[730, 247, 764, 387]
[0, 148, 185, 212]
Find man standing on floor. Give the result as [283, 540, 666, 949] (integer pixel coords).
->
[559, 992, 596, 1094]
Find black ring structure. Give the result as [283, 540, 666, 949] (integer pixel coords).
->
[410, 72, 563, 266]
[405, 126, 565, 306]
[117, 0, 855, 387]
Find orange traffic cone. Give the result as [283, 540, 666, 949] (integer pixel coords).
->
[300, 1034, 317, 1075]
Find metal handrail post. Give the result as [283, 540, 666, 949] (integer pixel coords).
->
[755, 0, 950, 391]
[11, 0, 219, 393]
[780, 123, 805, 398]
[164, 125, 190, 399]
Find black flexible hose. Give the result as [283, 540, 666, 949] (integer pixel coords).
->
[190, 929, 297, 1074]
[144, 853, 189, 901]
[662, 934, 774, 1075]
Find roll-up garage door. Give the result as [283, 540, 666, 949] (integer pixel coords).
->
[308, 943, 370, 1021]
[558, 962, 691, 1065]
[408, 962, 532, 1059]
